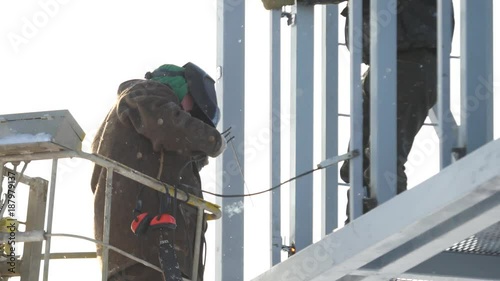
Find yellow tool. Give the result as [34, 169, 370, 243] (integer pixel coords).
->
[0, 217, 18, 256]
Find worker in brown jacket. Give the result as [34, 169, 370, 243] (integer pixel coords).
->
[91, 63, 226, 280]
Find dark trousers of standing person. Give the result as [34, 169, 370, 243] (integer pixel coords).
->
[340, 48, 437, 224]
[108, 264, 164, 281]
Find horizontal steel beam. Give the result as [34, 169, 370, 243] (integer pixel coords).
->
[2, 167, 46, 186]
[252, 139, 500, 281]
[354, 252, 500, 281]
[359, 191, 500, 280]
[48, 252, 97, 259]
[0, 230, 45, 243]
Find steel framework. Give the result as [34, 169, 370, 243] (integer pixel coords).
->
[214, 0, 498, 280]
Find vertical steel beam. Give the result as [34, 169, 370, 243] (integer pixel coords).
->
[42, 159, 58, 281]
[101, 168, 114, 281]
[459, 0, 494, 155]
[21, 178, 48, 281]
[216, 0, 245, 279]
[369, 0, 397, 204]
[321, 4, 339, 235]
[289, 3, 314, 251]
[437, 0, 455, 169]
[269, 9, 282, 266]
[191, 207, 204, 281]
[348, 0, 364, 221]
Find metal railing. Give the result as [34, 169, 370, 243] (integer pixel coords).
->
[1, 150, 221, 281]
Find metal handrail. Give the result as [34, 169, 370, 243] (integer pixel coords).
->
[1, 149, 222, 281]
[0, 150, 222, 220]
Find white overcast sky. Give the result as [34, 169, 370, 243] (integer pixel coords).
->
[1, 0, 499, 280]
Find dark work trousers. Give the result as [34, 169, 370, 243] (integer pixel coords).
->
[108, 264, 164, 281]
[340, 49, 437, 223]
[108, 205, 206, 281]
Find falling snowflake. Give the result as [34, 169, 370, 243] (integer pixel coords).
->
[224, 201, 244, 218]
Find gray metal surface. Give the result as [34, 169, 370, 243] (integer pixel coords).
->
[447, 222, 500, 256]
[1, 168, 47, 280]
[101, 168, 113, 281]
[192, 206, 204, 281]
[0, 110, 85, 156]
[21, 177, 48, 281]
[437, 0, 456, 169]
[355, 190, 500, 281]
[0, 230, 45, 243]
[459, 0, 494, 155]
[355, 252, 500, 281]
[215, 0, 245, 279]
[269, 9, 282, 266]
[252, 138, 500, 281]
[369, 0, 397, 204]
[321, 4, 339, 236]
[42, 159, 58, 281]
[348, 0, 364, 221]
[289, 3, 314, 251]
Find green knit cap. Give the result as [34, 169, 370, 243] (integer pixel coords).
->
[147, 64, 188, 101]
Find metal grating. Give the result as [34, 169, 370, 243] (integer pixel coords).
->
[447, 221, 500, 256]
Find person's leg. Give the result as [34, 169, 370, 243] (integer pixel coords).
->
[361, 49, 437, 196]
[343, 49, 437, 224]
[393, 49, 437, 193]
[176, 203, 206, 281]
[108, 263, 164, 281]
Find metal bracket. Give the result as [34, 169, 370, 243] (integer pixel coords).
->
[317, 150, 359, 169]
[281, 243, 296, 257]
[281, 12, 296, 26]
[452, 146, 466, 160]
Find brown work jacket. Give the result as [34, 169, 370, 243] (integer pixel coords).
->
[90, 79, 223, 280]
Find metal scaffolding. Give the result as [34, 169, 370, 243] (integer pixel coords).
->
[214, 0, 498, 280]
[0, 110, 221, 281]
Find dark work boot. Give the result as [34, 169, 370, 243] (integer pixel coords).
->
[344, 190, 378, 224]
[340, 159, 350, 183]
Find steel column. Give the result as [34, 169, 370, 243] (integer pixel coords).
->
[459, 0, 494, 154]
[321, 4, 339, 236]
[216, 0, 245, 279]
[348, 0, 364, 221]
[270, 9, 282, 266]
[321, 5, 339, 237]
[289, 3, 314, 251]
[437, 0, 456, 169]
[369, 0, 397, 204]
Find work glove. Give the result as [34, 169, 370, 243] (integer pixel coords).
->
[212, 135, 227, 157]
[212, 127, 233, 157]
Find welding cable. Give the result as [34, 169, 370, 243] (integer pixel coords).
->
[202, 166, 322, 198]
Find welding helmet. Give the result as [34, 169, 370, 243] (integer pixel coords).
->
[182, 62, 220, 128]
[145, 62, 220, 128]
